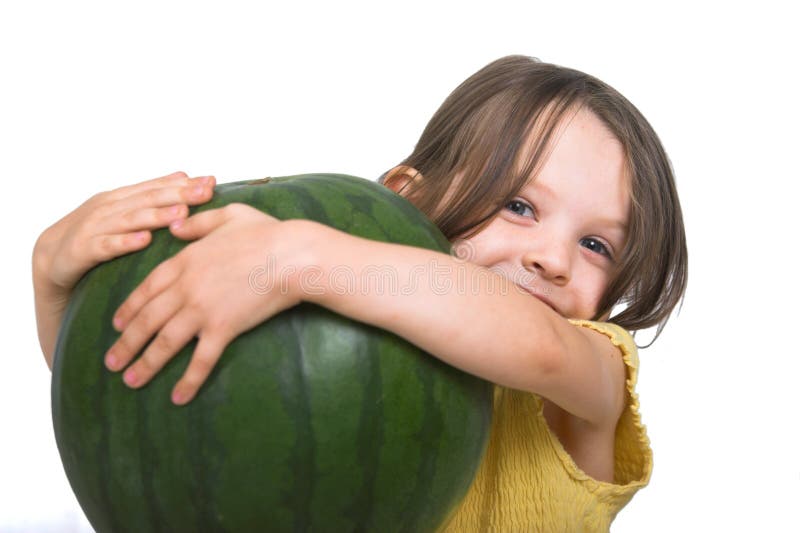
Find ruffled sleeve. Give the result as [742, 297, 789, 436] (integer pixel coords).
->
[566, 319, 653, 494]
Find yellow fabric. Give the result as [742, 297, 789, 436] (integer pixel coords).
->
[439, 319, 653, 533]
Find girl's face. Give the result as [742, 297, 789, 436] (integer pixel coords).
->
[455, 108, 630, 321]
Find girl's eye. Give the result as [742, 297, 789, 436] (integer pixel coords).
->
[580, 237, 613, 260]
[505, 199, 535, 218]
[506, 200, 615, 261]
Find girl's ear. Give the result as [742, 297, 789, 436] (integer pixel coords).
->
[382, 166, 424, 197]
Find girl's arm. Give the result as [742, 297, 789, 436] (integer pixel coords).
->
[306, 223, 626, 428]
[110, 214, 625, 426]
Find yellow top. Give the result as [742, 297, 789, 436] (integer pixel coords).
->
[439, 319, 653, 533]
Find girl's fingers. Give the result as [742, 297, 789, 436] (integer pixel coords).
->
[86, 229, 153, 263]
[91, 177, 216, 240]
[106, 287, 183, 373]
[97, 204, 188, 237]
[103, 176, 216, 221]
[169, 205, 231, 240]
[104, 171, 190, 202]
[171, 331, 231, 405]
[120, 308, 201, 389]
[41, 172, 212, 294]
[113, 258, 182, 331]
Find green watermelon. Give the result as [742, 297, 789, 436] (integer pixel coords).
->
[52, 173, 493, 533]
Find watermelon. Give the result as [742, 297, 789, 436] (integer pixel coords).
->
[52, 173, 493, 533]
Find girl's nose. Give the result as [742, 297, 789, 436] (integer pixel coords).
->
[521, 244, 571, 285]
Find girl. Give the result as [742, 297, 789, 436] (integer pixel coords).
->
[33, 55, 687, 531]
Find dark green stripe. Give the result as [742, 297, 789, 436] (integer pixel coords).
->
[135, 234, 173, 533]
[276, 182, 335, 227]
[188, 377, 223, 533]
[399, 355, 443, 532]
[345, 327, 383, 527]
[281, 309, 315, 531]
[99, 258, 130, 533]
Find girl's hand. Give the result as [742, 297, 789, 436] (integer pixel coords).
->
[33, 171, 217, 368]
[33, 171, 216, 296]
[105, 203, 318, 405]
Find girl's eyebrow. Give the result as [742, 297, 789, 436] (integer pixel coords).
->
[597, 218, 628, 236]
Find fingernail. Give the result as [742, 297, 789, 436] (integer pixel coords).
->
[170, 219, 183, 230]
[202, 176, 214, 184]
[113, 316, 124, 330]
[192, 185, 204, 195]
[124, 368, 138, 387]
[105, 351, 117, 369]
[170, 205, 181, 215]
[171, 389, 184, 405]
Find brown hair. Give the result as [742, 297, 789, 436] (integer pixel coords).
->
[380, 55, 688, 346]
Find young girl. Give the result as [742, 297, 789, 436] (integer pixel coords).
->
[33, 55, 687, 531]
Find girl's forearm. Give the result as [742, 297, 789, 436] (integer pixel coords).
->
[303, 225, 563, 392]
[32, 248, 67, 370]
[33, 277, 67, 370]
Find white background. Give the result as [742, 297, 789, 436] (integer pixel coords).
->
[2, 1, 798, 531]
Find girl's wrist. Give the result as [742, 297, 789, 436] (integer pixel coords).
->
[261, 219, 329, 306]
[287, 220, 344, 307]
